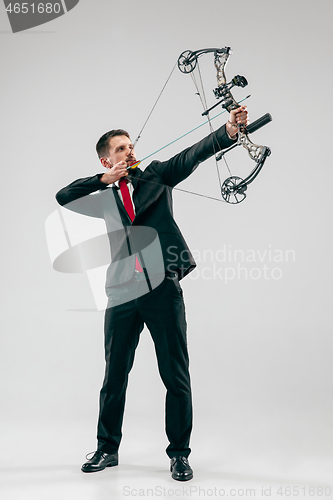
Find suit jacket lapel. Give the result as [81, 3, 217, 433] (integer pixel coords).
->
[111, 186, 132, 225]
[132, 168, 168, 221]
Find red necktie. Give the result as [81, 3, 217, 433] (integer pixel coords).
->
[119, 179, 143, 272]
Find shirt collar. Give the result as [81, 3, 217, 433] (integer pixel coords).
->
[110, 178, 132, 189]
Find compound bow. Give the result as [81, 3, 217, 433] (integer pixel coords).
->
[177, 47, 272, 204]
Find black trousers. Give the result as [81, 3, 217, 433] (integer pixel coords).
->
[96, 275, 192, 458]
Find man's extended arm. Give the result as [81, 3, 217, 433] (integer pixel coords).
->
[156, 106, 248, 187]
[156, 123, 235, 188]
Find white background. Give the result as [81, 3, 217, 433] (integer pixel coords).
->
[1, 1, 332, 499]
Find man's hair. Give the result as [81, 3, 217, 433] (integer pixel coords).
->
[96, 129, 130, 159]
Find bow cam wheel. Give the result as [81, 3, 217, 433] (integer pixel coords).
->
[178, 50, 197, 74]
[221, 176, 247, 204]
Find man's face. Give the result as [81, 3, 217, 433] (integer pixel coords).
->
[106, 135, 136, 168]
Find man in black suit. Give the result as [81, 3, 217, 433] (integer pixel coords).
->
[56, 106, 248, 480]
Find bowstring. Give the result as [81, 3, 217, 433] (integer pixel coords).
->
[188, 66, 224, 199]
[187, 66, 225, 202]
[133, 61, 178, 148]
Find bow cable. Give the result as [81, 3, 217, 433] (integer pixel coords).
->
[189, 58, 234, 195]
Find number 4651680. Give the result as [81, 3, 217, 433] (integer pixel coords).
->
[5, 3, 61, 14]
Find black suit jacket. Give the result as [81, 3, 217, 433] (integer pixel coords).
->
[56, 124, 235, 285]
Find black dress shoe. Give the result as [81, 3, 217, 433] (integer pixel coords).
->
[170, 456, 193, 481]
[81, 450, 118, 473]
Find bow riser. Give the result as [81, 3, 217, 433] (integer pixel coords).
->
[211, 49, 272, 202]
